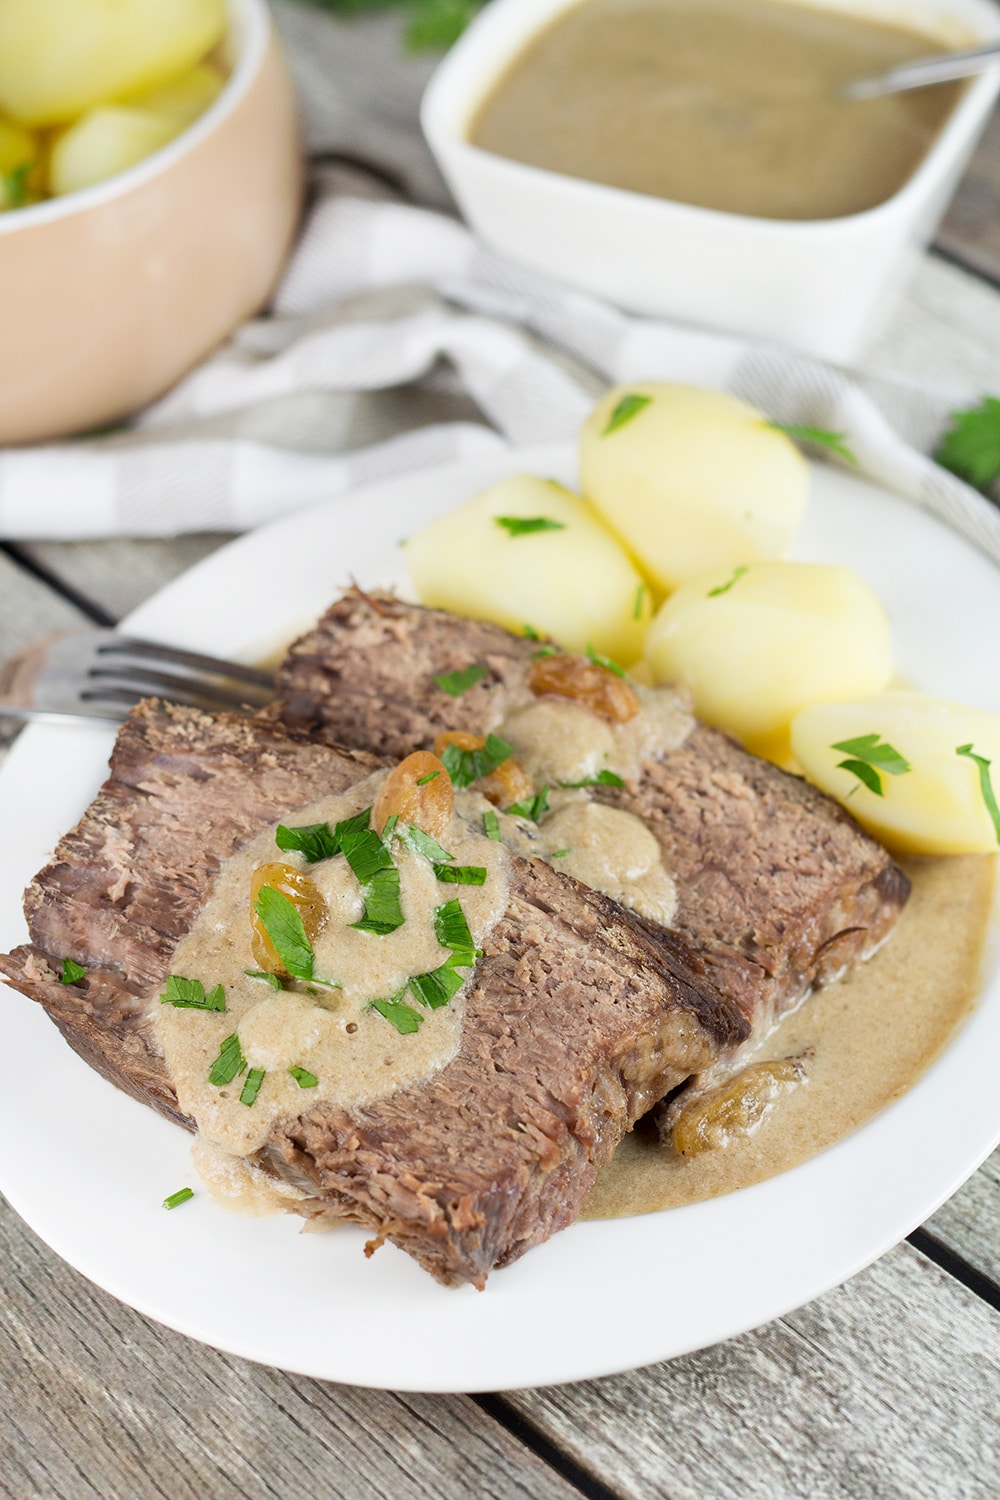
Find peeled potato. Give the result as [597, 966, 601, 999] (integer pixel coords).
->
[128, 62, 226, 131]
[405, 475, 653, 662]
[0, 115, 38, 208]
[791, 693, 1000, 855]
[0, 0, 227, 127]
[580, 383, 809, 592]
[50, 106, 178, 196]
[644, 561, 892, 756]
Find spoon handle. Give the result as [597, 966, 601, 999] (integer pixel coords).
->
[843, 39, 1000, 100]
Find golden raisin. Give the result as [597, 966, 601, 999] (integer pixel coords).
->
[481, 756, 533, 809]
[528, 653, 640, 724]
[250, 861, 328, 974]
[372, 750, 453, 838]
[672, 1059, 806, 1158]
[432, 730, 533, 807]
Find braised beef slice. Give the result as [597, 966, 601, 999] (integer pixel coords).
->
[0, 701, 745, 1286]
[275, 590, 911, 1039]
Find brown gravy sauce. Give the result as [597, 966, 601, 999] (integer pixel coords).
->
[584, 853, 997, 1218]
[470, 0, 968, 221]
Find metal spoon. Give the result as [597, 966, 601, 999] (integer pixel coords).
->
[842, 40, 1000, 100]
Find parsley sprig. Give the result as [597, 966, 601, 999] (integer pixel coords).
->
[60, 958, 87, 985]
[439, 732, 515, 788]
[495, 516, 566, 538]
[303, 0, 485, 53]
[505, 785, 550, 822]
[767, 422, 857, 464]
[602, 393, 651, 435]
[160, 974, 227, 1012]
[956, 743, 1000, 844]
[369, 899, 479, 1033]
[434, 662, 488, 696]
[707, 565, 748, 598]
[559, 769, 625, 790]
[832, 733, 911, 797]
[936, 397, 1000, 492]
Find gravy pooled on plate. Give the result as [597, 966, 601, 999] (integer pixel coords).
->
[469, 0, 966, 221]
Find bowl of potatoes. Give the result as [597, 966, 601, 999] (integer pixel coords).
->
[0, 0, 301, 446]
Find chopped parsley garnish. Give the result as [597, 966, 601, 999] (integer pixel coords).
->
[707, 565, 748, 598]
[505, 785, 550, 822]
[415, 770, 440, 786]
[244, 969, 283, 990]
[433, 863, 488, 885]
[160, 974, 227, 1011]
[254, 886, 318, 980]
[336, 808, 391, 884]
[434, 899, 476, 960]
[402, 825, 453, 863]
[495, 516, 566, 537]
[240, 1068, 266, 1107]
[60, 959, 87, 985]
[209, 1033, 247, 1087]
[352, 866, 405, 934]
[832, 733, 911, 798]
[559, 769, 625, 789]
[439, 732, 515, 789]
[532, 644, 559, 659]
[1, 163, 30, 209]
[434, 663, 488, 696]
[956, 743, 1000, 844]
[767, 422, 857, 464]
[289, 1066, 319, 1088]
[335, 807, 406, 935]
[633, 583, 646, 620]
[483, 808, 502, 841]
[369, 990, 424, 1035]
[550, 848, 572, 858]
[935, 398, 1000, 491]
[163, 1188, 194, 1210]
[370, 901, 479, 1031]
[380, 813, 399, 850]
[275, 821, 340, 863]
[586, 644, 626, 678]
[409, 963, 466, 1009]
[602, 392, 651, 435]
[523, 624, 540, 640]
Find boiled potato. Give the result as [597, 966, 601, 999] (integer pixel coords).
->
[50, 107, 178, 196]
[580, 383, 809, 592]
[405, 475, 653, 662]
[645, 561, 892, 757]
[128, 62, 226, 131]
[0, 115, 38, 208]
[0, 0, 226, 127]
[791, 693, 1000, 855]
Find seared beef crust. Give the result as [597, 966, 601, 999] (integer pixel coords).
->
[0, 702, 745, 1286]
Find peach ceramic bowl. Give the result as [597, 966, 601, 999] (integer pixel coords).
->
[0, 0, 302, 446]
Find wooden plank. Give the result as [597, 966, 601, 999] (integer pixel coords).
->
[15, 536, 234, 624]
[929, 1150, 1000, 1286]
[0, 1194, 579, 1500]
[0, 552, 93, 762]
[937, 105, 1000, 288]
[504, 1242, 1000, 1500]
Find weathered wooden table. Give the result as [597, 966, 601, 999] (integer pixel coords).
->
[3, 12, 1000, 1497]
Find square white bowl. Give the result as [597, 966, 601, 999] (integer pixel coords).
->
[422, 0, 1000, 363]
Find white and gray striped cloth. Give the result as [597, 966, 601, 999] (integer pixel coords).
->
[2, 165, 1000, 566]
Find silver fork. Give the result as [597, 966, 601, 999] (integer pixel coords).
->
[0, 630, 275, 724]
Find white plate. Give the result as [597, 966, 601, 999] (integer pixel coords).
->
[1, 446, 999, 1393]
